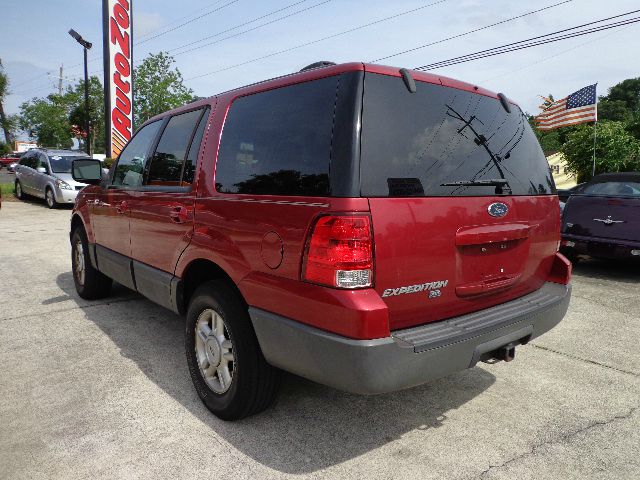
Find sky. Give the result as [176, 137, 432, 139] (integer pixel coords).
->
[1, 0, 639, 140]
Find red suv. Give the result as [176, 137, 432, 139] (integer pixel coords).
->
[70, 62, 572, 420]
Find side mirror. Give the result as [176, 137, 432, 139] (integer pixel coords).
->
[36, 166, 47, 174]
[72, 159, 103, 185]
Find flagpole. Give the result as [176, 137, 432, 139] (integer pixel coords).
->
[591, 119, 597, 177]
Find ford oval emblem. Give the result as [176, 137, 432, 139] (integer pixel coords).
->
[488, 202, 509, 218]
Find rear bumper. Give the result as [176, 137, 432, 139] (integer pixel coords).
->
[562, 233, 640, 259]
[250, 282, 571, 394]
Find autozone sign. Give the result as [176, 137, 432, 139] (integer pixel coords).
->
[103, 0, 133, 158]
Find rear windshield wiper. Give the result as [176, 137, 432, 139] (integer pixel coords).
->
[441, 179, 512, 194]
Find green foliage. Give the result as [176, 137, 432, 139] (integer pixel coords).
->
[133, 52, 196, 127]
[19, 94, 74, 148]
[18, 75, 105, 152]
[103, 157, 115, 169]
[560, 121, 640, 182]
[0, 142, 11, 155]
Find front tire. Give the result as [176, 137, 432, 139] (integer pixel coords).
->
[185, 280, 280, 420]
[45, 187, 57, 209]
[71, 227, 112, 299]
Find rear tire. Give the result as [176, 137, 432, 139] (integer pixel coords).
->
[15, 181, 24, 200]
[71, 226, 112, 299]
[45, 187, 57, 209]
[185, 280, 280, 420]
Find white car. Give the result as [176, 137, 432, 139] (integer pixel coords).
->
[14, 149, 91, 208]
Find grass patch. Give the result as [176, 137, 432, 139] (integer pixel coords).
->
[1, 182, 15, 196]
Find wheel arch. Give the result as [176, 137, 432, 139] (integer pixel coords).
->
[178, 258, 247, 315]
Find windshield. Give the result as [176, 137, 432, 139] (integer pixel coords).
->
[49, 155, 89, 173]
[583, 181, 640, 196]
[360, 73, 555, 197]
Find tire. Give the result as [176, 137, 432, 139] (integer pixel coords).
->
[185, 280, 280, 420]
[15, 181, 24, 200]
[71, 226, 112, 300]
[45, 187, 58, 209]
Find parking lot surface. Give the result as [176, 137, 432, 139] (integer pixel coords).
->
[1, 200, 638, 480]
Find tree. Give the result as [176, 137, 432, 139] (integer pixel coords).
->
[0, 59, 12, 145]
[133, 52, 195, 126]
[560, 121, 640, 182]
[18, 75, 106, 152]
[19, 94, 73, 148]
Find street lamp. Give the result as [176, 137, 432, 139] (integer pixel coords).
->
[68, 29, 92, 155]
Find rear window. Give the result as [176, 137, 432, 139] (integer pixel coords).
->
[360, 73, 554, 197]
[215, 76, 339, 196]
[583, 181, 640, 196]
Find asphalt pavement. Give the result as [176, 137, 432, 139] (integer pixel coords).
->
[0, 200, 638, 480]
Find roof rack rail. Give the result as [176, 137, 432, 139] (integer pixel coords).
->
[299, 61, 336, 72]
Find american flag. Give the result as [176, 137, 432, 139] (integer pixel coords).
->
[535, 84, 597, 131]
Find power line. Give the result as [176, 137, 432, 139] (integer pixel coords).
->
[135, 0, 233, 42]
[370, 0, 575, 63]
[136, 0, 240, 45]
[186, 0, 452, 81]
[414, 10, 640, 71]
[168, 0, 328, 57]
[479, 22, 638, 83]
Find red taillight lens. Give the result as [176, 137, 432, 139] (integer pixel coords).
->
[303, 215, 373, 289]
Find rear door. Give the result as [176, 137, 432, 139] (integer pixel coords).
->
[129, 106, 210, 274]
[17, 152, 37, 193]
[360, 72, 559, 330]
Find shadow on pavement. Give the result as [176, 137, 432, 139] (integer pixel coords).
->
[572, 258, 640, 283]
[56, 271, 495, 474]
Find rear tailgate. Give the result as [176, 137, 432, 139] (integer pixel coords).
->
[369, 196, 558, 330]
[360, 68, 560, 330]
[563, 194, 640, 241]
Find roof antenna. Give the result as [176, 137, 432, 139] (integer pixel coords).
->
[399, 68, 416, 93]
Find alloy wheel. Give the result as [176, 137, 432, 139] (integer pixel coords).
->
[73, 240, 85, 286]
[195, 309, 235, 394]
[46, 189, 54, 207]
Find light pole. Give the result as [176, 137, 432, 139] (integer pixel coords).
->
[68, 29, 92, 156]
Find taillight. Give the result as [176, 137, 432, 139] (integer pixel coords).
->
[303, 215, 373, 289]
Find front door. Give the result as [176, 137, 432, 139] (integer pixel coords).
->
[91, 120, 164, 289]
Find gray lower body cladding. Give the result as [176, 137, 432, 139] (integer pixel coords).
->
[249, 282, 571, 394]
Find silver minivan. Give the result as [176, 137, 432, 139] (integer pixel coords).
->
[14, 149, 91, 208]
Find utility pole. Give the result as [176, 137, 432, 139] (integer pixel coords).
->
[58, 64, 63, 95]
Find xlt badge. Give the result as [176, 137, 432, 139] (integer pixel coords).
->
[382, 280, 449, 298]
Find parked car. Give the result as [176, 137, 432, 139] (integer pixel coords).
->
[561, 172, 640, 262]
[14, 149, 91, 208]
[69, 62, 572, 420]
[557, 183, 586, 203]
[0, 152, 22, 169]
[6, 161, 19, 173]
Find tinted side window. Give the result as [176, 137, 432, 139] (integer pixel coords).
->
[147, 109, 203, 187]
[361, 74, 554, 197]
[20, 153, 35, 169]
[584, 181, 640, 196]
[182, 109, 209, 186]
[113, 121, 162, 187]
[215, 76, 339, 196]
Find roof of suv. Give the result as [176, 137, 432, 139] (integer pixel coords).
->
[145, 62, 513, 125]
